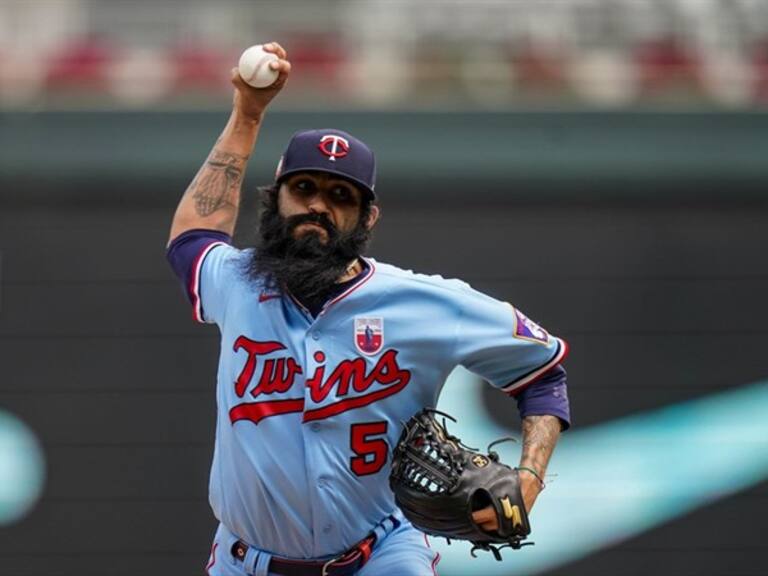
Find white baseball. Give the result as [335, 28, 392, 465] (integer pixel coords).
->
[238, 45, 279, 88]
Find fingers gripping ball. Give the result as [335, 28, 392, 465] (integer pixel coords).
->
[238, 45, 279, 88]
[389, 409, 532, 560]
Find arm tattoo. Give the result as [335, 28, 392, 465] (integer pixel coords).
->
[188, 148, 247, 217]
[520, 415, 561, 478]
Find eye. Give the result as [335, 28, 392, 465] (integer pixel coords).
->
[331, 186, 356, 204]
[294, 179, 315, 194]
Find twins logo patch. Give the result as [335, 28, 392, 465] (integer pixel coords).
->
[512, 307, 549, 345]
[318, 135, 349, 162]
[355, 317, 383, 355]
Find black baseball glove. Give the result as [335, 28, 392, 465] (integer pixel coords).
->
[389, 408, 532, 560]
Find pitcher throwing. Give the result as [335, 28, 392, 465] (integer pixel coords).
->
[166, 42, 571, 576]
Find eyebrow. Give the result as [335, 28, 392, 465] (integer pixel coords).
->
[290, 174, 361, 197]
[327, 180, 356, 189]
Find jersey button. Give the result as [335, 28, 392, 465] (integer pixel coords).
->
[312, 331, 320, 340]
[322, 524, 333, 534]
[317, 476, 328, 488]
[310, 423, 321, 432]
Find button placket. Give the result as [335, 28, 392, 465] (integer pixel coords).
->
[302, 329, 326, 548]
[301, 318, 343, 549]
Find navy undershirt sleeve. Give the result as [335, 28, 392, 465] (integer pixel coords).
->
[166, 228, 232, 304]
[513, 364, 571, 430]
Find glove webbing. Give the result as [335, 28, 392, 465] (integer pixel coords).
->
[398, 443, 459, 494]
[394, 412, 468, 494]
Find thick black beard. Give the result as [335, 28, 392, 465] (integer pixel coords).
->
[244, 188, 372, 306]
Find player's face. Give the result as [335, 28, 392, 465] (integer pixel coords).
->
[278, 173, 378, 242]
[245, 176, 378, 302]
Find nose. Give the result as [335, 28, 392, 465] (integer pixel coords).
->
[306, 192, 330, 216]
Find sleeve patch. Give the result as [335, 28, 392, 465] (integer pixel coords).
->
[511, 307, 549, 345]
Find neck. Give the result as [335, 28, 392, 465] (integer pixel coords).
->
[337, 258, 361, 283]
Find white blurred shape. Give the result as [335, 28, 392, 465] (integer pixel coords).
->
[0, 409, 46, 526]
[0, 0, 86, 105]
[0, 49, 47, 104]
[700, 51, 755, 107]
[0, 0, 86, 52]
[339, 0, 411, 105]
[687, 0, 755, 107]
[341, 45, 410, 106]
[570, 49, 638, 107]
[107, 47, 174, 106]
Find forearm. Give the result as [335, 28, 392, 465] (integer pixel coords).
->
[518, 414, 561, 511]
[168, 111, 262, 243]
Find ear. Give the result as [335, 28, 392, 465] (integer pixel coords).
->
[365, 205, 380, 230]
[276, 182, 289, 213]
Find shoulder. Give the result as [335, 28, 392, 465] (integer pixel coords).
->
[204, 243, 249, 272]
[367, 259, 478, 297]
[367, 259, 519, 323]
[204, 244, 267, 290]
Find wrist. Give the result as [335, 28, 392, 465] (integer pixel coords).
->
[519, 473, 543, 513]
[218, 110, 263, 157]
[516, 466, 545, 489]
[231, 108, 264, 128]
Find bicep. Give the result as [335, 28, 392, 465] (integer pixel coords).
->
[512, 364, 571, 431]
[166, 228, 234, 323]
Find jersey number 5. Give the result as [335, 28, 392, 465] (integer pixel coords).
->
[350, 421, 388, 476]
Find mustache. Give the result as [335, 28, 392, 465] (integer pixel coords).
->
[284, 212, 338, 238]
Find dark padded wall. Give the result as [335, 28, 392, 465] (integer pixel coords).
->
[1, 110, 766, 574]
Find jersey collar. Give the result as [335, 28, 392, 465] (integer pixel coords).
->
[320, 257, 376, 315]
[284, 257, 376, 317]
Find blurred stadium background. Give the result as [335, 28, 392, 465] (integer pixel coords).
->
[0, 1, 767, 575]
[3, 0, 768, 109]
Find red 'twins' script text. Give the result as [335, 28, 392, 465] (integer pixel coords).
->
[229, 336, 411, 425]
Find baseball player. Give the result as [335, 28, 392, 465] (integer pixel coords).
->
[166, 42, 571, 575]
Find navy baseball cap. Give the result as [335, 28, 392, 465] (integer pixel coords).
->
[275, 129, 376, 199]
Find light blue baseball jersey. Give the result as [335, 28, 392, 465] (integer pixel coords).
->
[188, 241, 567, 559]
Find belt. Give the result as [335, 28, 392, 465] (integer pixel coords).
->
[231, 533, 376, 576]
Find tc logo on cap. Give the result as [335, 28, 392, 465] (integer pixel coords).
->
[318, 134, 349, 162]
